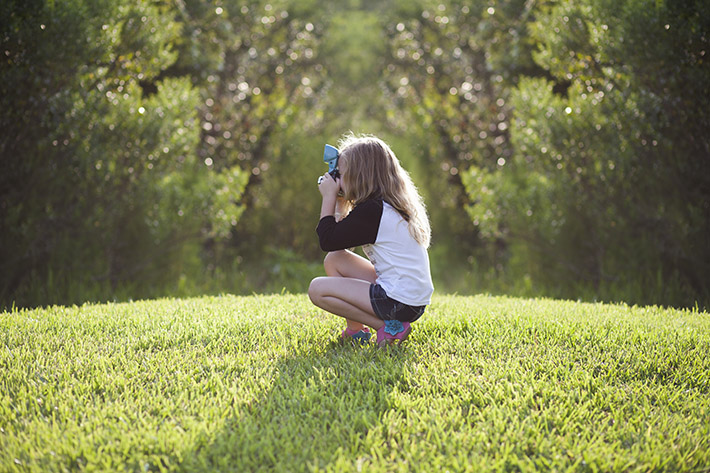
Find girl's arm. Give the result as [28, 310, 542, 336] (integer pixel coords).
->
[316, 199, 382, 252]
[318, 172, 339, 219]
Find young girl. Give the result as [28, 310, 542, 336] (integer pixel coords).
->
[308, 134, 434, 346]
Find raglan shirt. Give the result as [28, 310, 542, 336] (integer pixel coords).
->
[316, 199, 434, 307]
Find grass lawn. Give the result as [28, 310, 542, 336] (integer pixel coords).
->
[1, 294, 709, 472]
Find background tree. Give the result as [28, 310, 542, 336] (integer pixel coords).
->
[374, 0, 709, 306]
[1, 0, 217, 304]
[161, 0, 327, 290]
[380, 0, 544, 291]
[0, 0, 320, 306]
[464, 0, 710, 305]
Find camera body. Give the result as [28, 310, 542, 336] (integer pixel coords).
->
[318, 144, 340, 184]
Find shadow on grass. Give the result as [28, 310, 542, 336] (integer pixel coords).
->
[179, 340, 414, 471]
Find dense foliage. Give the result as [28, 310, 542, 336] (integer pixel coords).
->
[382, 0, 710, 306]
[482, 0, 710, 305]
[1, 0, 321, 305]
[1, 0, 708, 308]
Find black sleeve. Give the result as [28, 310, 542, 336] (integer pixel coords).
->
[316, 199, 383, 251]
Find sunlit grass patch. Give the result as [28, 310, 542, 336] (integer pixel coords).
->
[1, 294, 709, 472]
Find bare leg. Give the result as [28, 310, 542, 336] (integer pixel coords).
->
[310, 250, 382, 331]
[323, 250, 377, 282]
[308, 276, 385, 331]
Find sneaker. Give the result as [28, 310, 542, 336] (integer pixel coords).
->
[377, 321, 411, 346]
[341, 327, 372, 344]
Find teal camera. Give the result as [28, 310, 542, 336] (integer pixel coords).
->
[318, 144, 340, 184]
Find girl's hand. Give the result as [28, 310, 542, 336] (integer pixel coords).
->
[318, 172, 341, 219]
[318, 172, 341, 198]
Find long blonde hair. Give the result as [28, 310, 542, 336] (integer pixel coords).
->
[338, 134, 431, 248]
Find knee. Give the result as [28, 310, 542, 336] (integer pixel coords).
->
[308, 277, 325, 304]
[323, 250, 345, 276]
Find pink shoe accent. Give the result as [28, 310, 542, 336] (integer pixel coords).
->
[342, 326, 370, 338]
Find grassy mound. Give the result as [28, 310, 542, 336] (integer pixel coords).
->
[2, 294, 708, 472]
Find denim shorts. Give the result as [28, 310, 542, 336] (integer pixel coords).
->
[369, 283, 426, 322]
